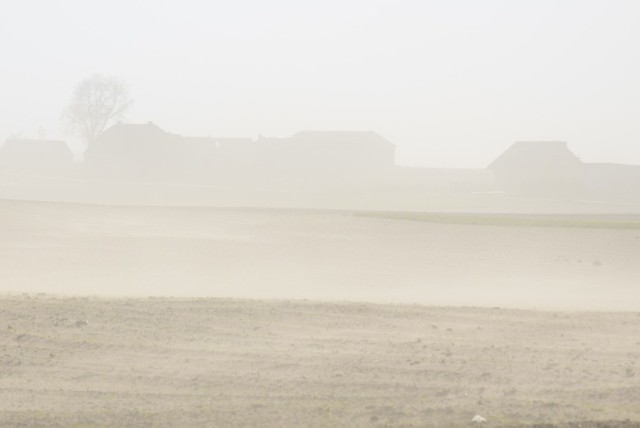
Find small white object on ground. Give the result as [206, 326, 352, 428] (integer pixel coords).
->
[472, 414, 487, 423]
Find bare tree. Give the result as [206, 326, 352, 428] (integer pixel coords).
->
[64, 75, 132, 146]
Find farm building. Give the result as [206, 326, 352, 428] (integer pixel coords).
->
[487, 141, 584, 196]
[248, 130, 396, 188]
[83, 123, 400, 189]
[255, 131, 395, 171]
[583, 162, 640, 202]
[0, 138, 74, 172]
[84, 123, 217, 180]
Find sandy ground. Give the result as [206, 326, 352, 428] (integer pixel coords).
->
[2, 200, 640, 426]
[1, 295, 640, 427]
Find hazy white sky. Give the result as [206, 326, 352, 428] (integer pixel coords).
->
[1, 0, 639, 167]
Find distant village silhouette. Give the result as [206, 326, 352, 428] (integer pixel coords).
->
[1, 122, 639, 204]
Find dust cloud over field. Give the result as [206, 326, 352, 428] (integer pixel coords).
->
[1, 199, 639, 310]
[2, 200, 640, 427]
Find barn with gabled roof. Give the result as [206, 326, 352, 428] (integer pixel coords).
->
[487, 141, 584, 195]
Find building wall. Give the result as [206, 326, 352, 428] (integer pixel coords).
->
[584, 163, 640, 202]
[493, 164, 585, 196]
[0, 139, 74, 174]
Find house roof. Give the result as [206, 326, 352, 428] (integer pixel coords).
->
[97, 122, 171, 142]
[585, 162, 640, 171]
[290, 131, 394, 148]
[98, 123, 218, 146]
[487, 141, 582, 170]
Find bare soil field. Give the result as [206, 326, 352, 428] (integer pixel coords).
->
[1, 200, 640, 426]
[1, 295, 640, 427]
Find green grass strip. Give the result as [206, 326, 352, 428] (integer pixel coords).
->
[356, 212, 640, 230]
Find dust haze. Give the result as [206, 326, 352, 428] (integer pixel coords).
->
[2, 1, 640, 427]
